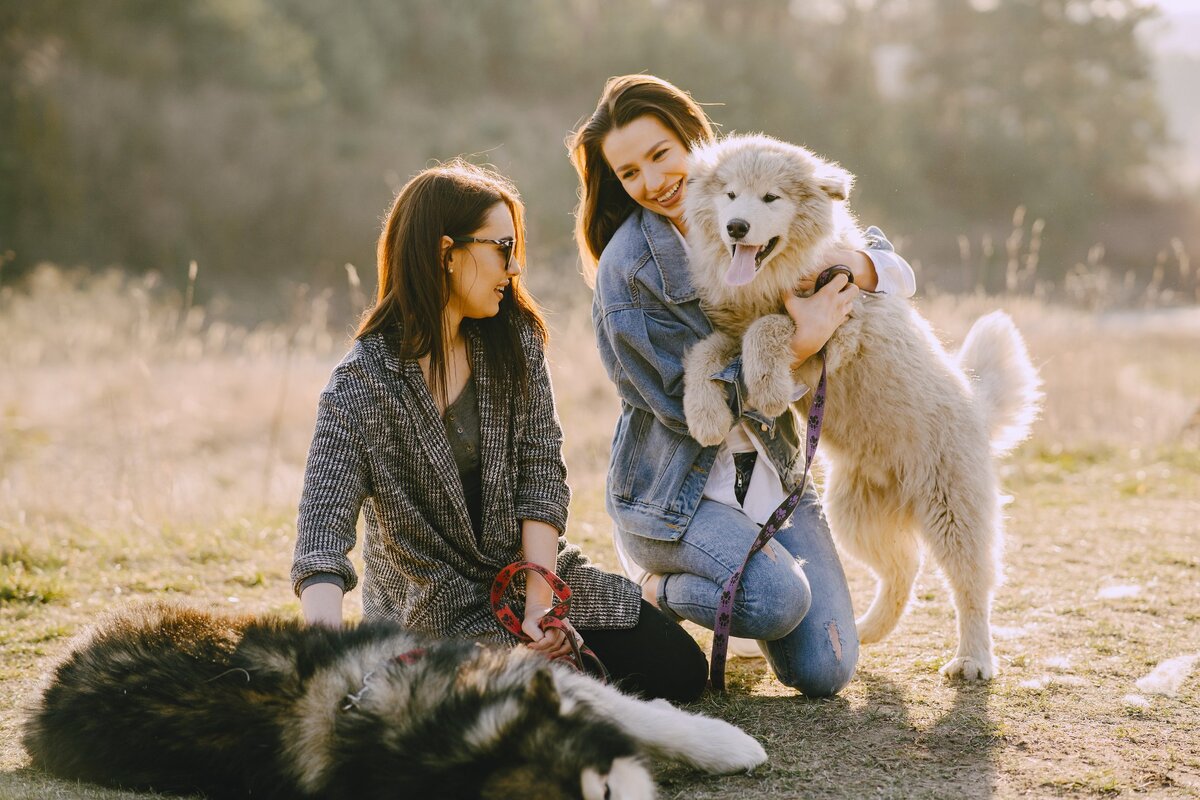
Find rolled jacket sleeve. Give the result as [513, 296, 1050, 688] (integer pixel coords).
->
[556, 541, 641, 630]
[513, 328, 571, 533]
[862, 226, 917, 298]
[291, 390, 368, 596]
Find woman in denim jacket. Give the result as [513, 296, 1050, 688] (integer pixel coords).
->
[569, 75, 915, 697]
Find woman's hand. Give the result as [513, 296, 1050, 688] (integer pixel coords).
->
[518, 520, 573, 658]
[521, 608, 576, 660]
[781, 274, 859, 369]
[793, 248, 879, 293]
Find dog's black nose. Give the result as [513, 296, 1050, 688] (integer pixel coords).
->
[727, 219, 750, 240]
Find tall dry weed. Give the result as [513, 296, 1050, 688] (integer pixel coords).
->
[1, 263, 1195, 548]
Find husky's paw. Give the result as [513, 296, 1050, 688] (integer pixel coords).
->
[939, 655, 995, 681]
[685, 717, 768, 773]
[683, 383, 734, 447]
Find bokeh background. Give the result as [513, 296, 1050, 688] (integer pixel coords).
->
[3, 0, 1198, 315]
[2, 3, 1200, 797]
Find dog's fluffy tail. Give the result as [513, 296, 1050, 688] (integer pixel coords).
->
[957, 311, 1042, 455]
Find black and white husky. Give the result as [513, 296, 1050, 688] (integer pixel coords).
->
[23, 604, 766, 799]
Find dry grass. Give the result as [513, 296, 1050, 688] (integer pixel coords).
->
[1, 266, 1198, 798]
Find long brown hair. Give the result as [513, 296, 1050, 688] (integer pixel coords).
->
[358, 160, 547, 404]
[568, 75, 717, 286]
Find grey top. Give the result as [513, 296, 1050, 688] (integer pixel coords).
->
[291, 321, 641, 642]
[298, 376, 484, 594]
[442, 375, 483, 536]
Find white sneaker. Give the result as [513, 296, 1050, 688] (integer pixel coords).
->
[728, 637, 765, 659]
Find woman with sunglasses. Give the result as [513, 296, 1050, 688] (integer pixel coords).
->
[570, 75, 916, 697]
[292, 160, 707, 702]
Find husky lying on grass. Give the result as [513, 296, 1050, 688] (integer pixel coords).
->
[24, 604, 766, 799]
[681, 134, 1041, 681]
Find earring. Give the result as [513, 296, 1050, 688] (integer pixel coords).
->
[448, 267, 454, 273]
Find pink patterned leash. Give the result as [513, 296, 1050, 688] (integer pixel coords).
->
[708, 265, 849, 692]
[491, 560, 611, 683]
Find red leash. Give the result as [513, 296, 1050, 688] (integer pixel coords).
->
[491, 561, 610, 683]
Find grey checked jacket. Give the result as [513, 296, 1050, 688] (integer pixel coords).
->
[291, 320, 641, 643]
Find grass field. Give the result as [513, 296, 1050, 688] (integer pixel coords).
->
[1, 268, 1198, 798]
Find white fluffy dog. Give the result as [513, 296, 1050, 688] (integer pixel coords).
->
[681, 134, 1042, 680]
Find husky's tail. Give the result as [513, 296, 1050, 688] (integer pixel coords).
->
[956, 311, 1043, 455]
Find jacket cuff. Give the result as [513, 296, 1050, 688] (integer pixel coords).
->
[291, 553, 358, 597]
[863, 225, 893, 252]
[709, 357, 777, 434]
[298, 572, 347, 595]
[515, 499, 569, 535]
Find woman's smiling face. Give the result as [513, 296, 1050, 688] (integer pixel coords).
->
[602, 115, 691, 230]
[445, 202, 520, 320]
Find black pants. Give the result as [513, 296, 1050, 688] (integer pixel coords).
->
[578, 600, 708, 703]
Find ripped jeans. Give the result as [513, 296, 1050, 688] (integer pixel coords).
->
[617, 486, 859, 697]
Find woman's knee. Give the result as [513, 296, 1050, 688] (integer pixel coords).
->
[661, 639, 708, 702]
[734, 560, 812, 641]
[782, 659, 857, 698]
[605, 600, 708, 703]
[776, 622, 859, 698]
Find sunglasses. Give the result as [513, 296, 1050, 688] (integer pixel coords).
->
[450, 236, 516, 271]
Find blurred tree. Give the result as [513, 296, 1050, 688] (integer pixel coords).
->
[901, 0, 1166, 238]
[0, 0, 1187, 311]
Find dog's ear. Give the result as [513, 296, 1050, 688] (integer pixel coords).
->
[524, 666, 561, 713]
[686, 143, 719, 187]
[817, 165, 854, 202]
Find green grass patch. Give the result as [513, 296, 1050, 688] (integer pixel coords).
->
[1, 300, 1198, 798]
[0, 545, 65, 571]
[0, 570, 65, 605]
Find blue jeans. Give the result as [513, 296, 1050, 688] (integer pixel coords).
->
[617, 487, 859, 697]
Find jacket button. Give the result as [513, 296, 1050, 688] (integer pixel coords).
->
[760, 423, 768, 432]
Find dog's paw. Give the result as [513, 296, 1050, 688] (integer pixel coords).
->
[683, 384, 735, 447]
[939, 655, 996, 681]
[685, 717, 768, 773]
[742, 315, 797, 417]
[689, 414, 734, 448]
[742, 348, 794, 417]
[745, 373, 793, 418]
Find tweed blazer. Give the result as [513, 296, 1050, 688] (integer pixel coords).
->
[291, 320, 641, 643]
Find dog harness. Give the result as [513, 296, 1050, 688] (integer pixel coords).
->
[491, 560, 610, 682]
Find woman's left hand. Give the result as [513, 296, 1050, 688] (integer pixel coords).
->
[522, 611, 577, 660]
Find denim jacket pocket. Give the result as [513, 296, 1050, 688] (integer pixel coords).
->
[607, 407, 711, 542]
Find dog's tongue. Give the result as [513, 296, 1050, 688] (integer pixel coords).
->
[725, 244, 759, 286]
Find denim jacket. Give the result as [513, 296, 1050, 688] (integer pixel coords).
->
[592, 208, 897, 541]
